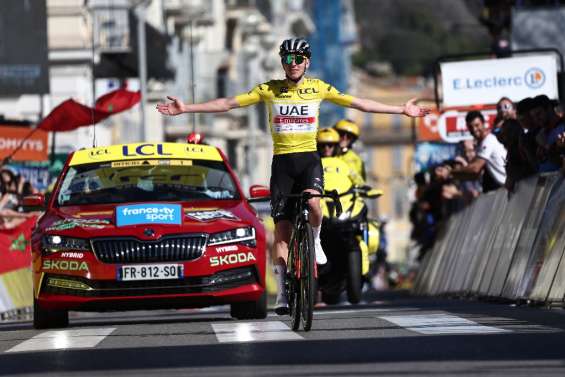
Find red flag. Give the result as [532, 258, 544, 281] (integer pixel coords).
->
[38, 88, 140, 132]
[0, 216, 37, 274]
[95, 88, 141, 114]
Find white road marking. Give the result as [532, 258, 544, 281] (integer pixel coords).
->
[379, 314, 511, 335]
[266, 307, 420, 318]
[314, 307, 420, 316]
[212, 321, 303, 343]
[6, 328, 116, 353]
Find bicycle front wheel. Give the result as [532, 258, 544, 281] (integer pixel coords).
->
[301, 222, 316, 331]
[288, 234, 301, 331]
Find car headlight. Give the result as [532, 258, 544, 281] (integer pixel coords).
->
[208, 227, 256, 247]
[42, 235, 91, 253]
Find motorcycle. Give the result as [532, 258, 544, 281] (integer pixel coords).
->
[318, 157, 382, 304]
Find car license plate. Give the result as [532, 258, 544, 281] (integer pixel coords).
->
[117, 264, 184, 281]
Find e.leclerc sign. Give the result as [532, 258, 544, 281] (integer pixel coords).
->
[440, 55, 558, 107]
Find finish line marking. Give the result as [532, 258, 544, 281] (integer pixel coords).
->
[212, 321, 303, 343]
[6, 327, 116, 353]
[379, 314, 511, 335]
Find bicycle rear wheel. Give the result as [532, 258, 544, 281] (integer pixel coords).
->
[301, 223, 316, 331]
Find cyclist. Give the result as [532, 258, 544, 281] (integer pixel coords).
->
[334, 119, 366, 183]
[156, 37, 428, 314]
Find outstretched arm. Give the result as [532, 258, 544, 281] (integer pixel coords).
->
[349, 97, 429, 117]
[451, 158, 486, 180]
[156, 96, 240, 116]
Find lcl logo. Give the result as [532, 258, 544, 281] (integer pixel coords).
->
[89, 148, 111, 158]
[122, 144, 172, 156]
[298, 88, 319, 95]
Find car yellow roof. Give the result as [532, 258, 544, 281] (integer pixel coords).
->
[69, 142, 223, 166]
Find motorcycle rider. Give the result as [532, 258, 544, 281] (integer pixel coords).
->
[334, 119, 366, 184]
[317, 128, 364, 186]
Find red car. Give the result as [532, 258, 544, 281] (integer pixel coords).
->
[26, 142, 270, 329]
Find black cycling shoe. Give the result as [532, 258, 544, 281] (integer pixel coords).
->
[275, 306, 290, 315]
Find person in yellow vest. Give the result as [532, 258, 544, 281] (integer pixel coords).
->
[316, 128, 364, 186]
[316, 128, 379, 304]
[334, 119, 366, 183]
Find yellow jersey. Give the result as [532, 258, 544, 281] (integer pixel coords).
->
[235, 78, 354, 155]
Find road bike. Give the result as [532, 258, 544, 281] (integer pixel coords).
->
[283, 190, 341, 331]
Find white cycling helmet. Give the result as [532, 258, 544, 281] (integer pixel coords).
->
[279, 38, 312, 58]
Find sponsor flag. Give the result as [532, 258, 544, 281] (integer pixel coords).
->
[38, 88, 140, 132]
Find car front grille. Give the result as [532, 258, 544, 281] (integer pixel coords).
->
[91, 234, 207, 264]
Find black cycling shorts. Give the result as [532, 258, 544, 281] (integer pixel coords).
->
[270, 151, 324, 223]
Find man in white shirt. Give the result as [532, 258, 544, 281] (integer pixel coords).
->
[452, 111, 507, 193]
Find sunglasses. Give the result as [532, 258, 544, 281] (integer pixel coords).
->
[498, 102, 513, 112]
[282, 54, 306, 65]
[318, 144, 336, 149]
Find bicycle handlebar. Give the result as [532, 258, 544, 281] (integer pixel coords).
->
[283, 190, 343, 218]
[336, 186, 383, 199]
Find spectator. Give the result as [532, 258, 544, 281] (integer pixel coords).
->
[439, 160, 465, 215]
[0, 168, 36, 229]
[530, 95, 565, 173]
[409, 169, 435, 259]
[451, 111, 507, 193]
[494, 96, 517, 135]
[455, 140, 482, 201]
[516, 97, 540, 170]
[499, 118, 537, 191]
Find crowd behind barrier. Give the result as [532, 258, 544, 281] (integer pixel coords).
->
[412, 94, 564, 305]
[414, 171, 564, 305]
[411, 95, 564, 258]
[0, 167, 39, 319]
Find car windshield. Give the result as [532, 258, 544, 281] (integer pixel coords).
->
[57, 159, 239, 206]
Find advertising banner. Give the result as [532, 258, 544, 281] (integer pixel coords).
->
[0, 126, 49, 161]
[437, 108, 496, 143]
[441, 55, 559, 107]
[418, 107, 496, 143]
[8, 161, 51, 192]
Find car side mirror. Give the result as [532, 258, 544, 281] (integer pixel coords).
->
[248, 185, 270, 202]
[22, 194, 45, 211]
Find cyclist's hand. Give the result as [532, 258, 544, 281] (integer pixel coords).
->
[403, 98, 430, 117]
[156, 96, 186, 116]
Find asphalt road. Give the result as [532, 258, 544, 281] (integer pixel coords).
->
[1, 290, 564, 376]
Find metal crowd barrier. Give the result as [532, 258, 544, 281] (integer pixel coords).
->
[414, 172, 565, 306]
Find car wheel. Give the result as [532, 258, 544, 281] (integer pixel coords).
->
[230, 290, 267, 320]
[346, 250, 362, 304]
[33, 299, 69, 329]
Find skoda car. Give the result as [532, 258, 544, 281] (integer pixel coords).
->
[26, 142, 270, 329]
